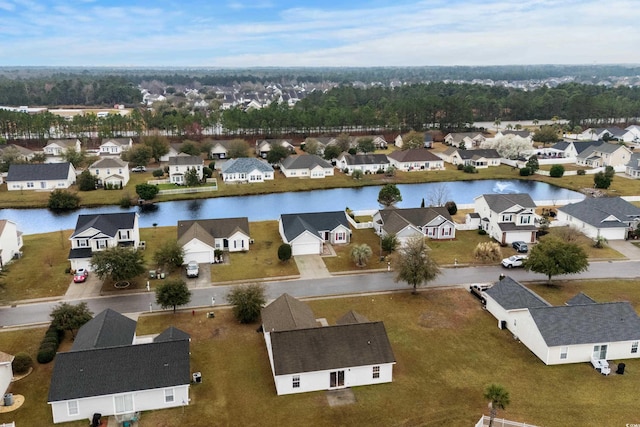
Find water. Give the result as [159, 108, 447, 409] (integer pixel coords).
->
[1, 180, 584, 235]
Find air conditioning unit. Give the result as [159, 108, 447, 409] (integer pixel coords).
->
[249, 239, 255, 244]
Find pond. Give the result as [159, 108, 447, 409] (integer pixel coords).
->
[1, 179, 584, 235]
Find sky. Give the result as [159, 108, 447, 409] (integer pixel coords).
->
[1, 0, 639, 67]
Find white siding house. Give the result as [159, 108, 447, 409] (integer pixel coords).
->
[6, 162, 76, 191]
[0, 351, 14, 398]
[0, 219, 23, 269]
[474, 193, 538, 245]
[279, 211, 351, 256]
[220, 158, 274, 183]
[89, 157, 130, 188]
[99, 138, 133, 156]
[557, 197, 640, 240]
[373, 207, 455, 247]
[168, 154, 204, 185]
[279, 155, 334, 179]
[177, 218, 251, 264]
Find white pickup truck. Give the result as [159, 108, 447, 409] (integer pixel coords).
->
[591, 356, 611, 375]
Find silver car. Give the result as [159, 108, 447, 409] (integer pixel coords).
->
[501, 255, 527, 268]
[185, 261, 199, 278]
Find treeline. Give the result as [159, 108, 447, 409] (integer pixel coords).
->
[0, 76, 142, 106]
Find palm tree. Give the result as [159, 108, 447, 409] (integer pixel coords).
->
[484, 384, 510, 427]
[493, 118, 501, 132]
[350, 244, 373, 267]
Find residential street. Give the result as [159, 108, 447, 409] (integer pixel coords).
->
[2, 259, 639, 328]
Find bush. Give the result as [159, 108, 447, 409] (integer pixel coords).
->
[577, 169, 586, 175]
[48, 189, 80, 210]
[478, 228, 487, 235]
[37, 346, 57, 364]
[463, 165, 477, 174]
[457, 164, 464, 170]
[208, 161, 216, 170]
[12, 352, 33, 375]
[444, 201, 458, 215]
[473, 241, 502, 262]
[519, 167, 531, 176]
[203, 167, 213, 179]
[278, 244, 292, 262]
[152, 168, 164, 177]
[119, 196, 132, 208]
[549, 164, 565, 177]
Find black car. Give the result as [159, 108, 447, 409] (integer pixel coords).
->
[512, 241, 528, 253]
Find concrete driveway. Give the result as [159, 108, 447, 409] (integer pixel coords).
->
[607, 240, 640, 261]
[294, 255, 331, 279]
[63, 273, 103, 300]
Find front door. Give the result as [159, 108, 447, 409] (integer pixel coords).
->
[329, 370, 345, 388]
[593, 344, 608, 359]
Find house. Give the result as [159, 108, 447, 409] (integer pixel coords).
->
[0, 351, 14, 398]
[0, 219, 23, 269]
[373, 206, 455, 244]
[395, 133, 433, 149]
[279, 155, 334, 179]
[474, 193, 537, 245]
[177, 217, 251, 263]
[89, 157, 130, 188]
[557, 197, 640, 240]
[261, 294, 395, 395]
[279, 211, 351, 256]
[44, 139, 81, 159]
[256, 139, 295, 158]
[220, 158, 274, 183]
[482, 276, 640, 365]
[579, 127, 634, 142]
[438, 148, 501, 168]
[0, 144, 36, 162]
[6, 162, 76, 191]
[336, 153, 389, 174]
[495, 130, 533, 143]
[352, 135, 388, 150]
[68, 212, 140, 271]
[576, 142, 632, 168]
[625, 153, 640, 178]
[159, 143, 181, 162]
[48, 309, 191, 424]
[625, 125, 640, 147]
[99, 138, 133, 157]
[208, 140, 235, 159]
[443, 132, 486, 148]
[544, 141, 578, 158]
[386, 149, 444, 171]
[303, 137, 338, 156]
[168, 154, 204, 185]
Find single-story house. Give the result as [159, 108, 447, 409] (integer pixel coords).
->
[68, 212, 140, 271]
[495, 130, 533, 143]
[159, 143, 182, 162]
[48, 309, 191, 424]
[557, 197, 640, 240]
[261, 294, 395, 395]
[373, 207, 455, 245]
[444, 132, 486, 148]
[99, 138, 133, 157]
[208, 140, 235, 160]
[279, 211, 351, 256]
[625, 153, 640, 178]
[168, 154, 204, 185]
[6, 162, 76, 191]
[256, 139, 295, 158]
[386, 149, 444, 171]
[89, 157, 130, 188]
[351, 135, 388, 150]
[482, 276, 640, 365]
[0, 144, 36, 162]
[44, 139, 81, 158]
[0, 219, 23, 269]
[177, 217, 251, 263]
[279, 155, 334, 179]
[474, 193, 538, 245]
[220, 158, 274, 183]
[336, 153, 389, 175]
[0, 351, 14, 398]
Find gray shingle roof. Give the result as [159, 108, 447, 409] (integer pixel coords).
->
[566, 292, 597, 306]
[70, 212, 137, 239]
[336, 310, 370, 325]
[558, 197, 640, 228]
[168, 155, 204, 166]
[280, 211, 350, 242]
[387, 149, 442, 163]
[339, 153, 389, 166]
[154, 326, 191, 342]
[177, 217, 249, 246]
[530, 302, 640, 346]
[457, 149, 500, 160]
[71, 309, 136, 351]
[270, 322, 395, 375]
[90, 157, 128, 168]
[280, 154, 332, 170]
[221, 157, 274, 174]
[484, 276, 551, 310]
[378, 207, 453, 235]
[481, 193, 536, 213]
[6, 162, 73, 181]
[261, 293, 318, 332]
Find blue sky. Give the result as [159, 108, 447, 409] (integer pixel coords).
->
[1, 0, 638, 67]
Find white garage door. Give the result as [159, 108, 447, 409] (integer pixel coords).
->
[292, 242, 321, 256]
[184, 250, 213, 264]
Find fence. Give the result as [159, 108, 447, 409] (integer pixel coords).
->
[475, 415, 539, 427]
[157, 186, 218, 196]
[1, 422, 16, 427]
[147, 179, 170, 185]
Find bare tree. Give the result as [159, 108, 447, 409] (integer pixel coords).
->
[426, 183, 450, 207]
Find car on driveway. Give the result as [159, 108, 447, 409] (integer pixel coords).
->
[131, 166, 146, 172]
[512, 241, 528, 253]
[502, 254, 527, 268]
[185, 261, 199, 278]
[73, 268, 89, 283]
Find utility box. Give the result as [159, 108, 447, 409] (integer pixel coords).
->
[193, 372, 202, 383]
[149, 270, 156, 279]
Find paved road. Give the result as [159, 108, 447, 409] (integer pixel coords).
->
[1, 259, 639, 328]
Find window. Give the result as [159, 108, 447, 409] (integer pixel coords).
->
[164, 388, 175, 403]
[119, 230, 130, 240]
[97, 239, 107, 249]
[292, 375, 300, 388]
[114, 394, 133, 414]
[95, 169, 100, 175]
[520, 215, 532, 224]
[77, 239, 89, 247]
[560, 347, 568, 359]
[632, 342, 638, 354]
[373, 366, 380, 379]
[26, 182, 34, 188]
[67, 400, 79, 416]
[501, 214, 513, 222]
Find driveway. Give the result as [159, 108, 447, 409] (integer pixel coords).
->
[63, 273, 103, 300]
[294, 255, 331, 279]
[607, 240, 640, 261]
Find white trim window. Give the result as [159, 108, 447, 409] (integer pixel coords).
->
[372, 366, 380, 379]
[632, 341, 638, 354]
[560, 347, 568, 360]
[114, 393, 134, 414]
[292, 375, 300, 389]
[164, 388, 175, 403]
[67, 400, 79, 416]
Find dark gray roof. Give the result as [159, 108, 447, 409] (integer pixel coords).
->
[221, 157, 274, 174]
[336, 310, 370, 325]
[339, 153, 389, 166]
[280, 211, 350, 242]
[168, 155, 204, 166]
[154, 326, 191, 343]
[90, 157, 128, 168]
[480, 193, 536, 213]
[573, 140, 603, 154]
[550, 141, 570, 151]
[177, 217, 249, 245]
[68, 247, 93, 260]
[387, 149, 442, 162]
[70, 212, 137, 239]
[530, 302, 640, 346]
[484, 276, 551, 310]
[457, 149, 500, 160]
[378, 207, 453, 235]
[48, 339, 190, 402]
[280, 154, 332, 170]
[270, 322, 395, 375]
[558, 197, 640, 228]
[6, 162, 73, 181]
[71, 309, 136, 351]
[566, 292, 597, 306]
[261, 293, 318, 332]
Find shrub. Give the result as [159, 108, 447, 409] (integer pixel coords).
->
[457, 164, 464, 170]
[445, 201, 458, 215]
[152, 168, 164, 177]
[478, 228, 487, 235]
[203, 167, 213, 179]
[208, 161, 216, 170]
[37, 346, 57, 364]
[549, 164, 565, 177]
[463, 165, 477, 174]
[519, 167, 531, 176]
[577, 169, 586, 175]
[278, 244, 292, 262]
[48, 189, 80, 210]
[12, 352, 33, 375]
[473, 241, 502, 262]
[119, 195, 132, 208]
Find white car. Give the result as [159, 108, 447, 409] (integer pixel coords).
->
[501, 255, 527, 269]
[185, 261, 199, 278]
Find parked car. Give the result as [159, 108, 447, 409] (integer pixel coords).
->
[469, 283, 492, 303]
[131, 166, 146, 172]
[512, 241, 528, 253]
[73, 268, 89, 283]
[501, 254, 527, 268]
[186, 261, 199, 278]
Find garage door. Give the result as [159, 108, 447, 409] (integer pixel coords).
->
[292, 242, 321, 256]
[184, 250, 213, 264]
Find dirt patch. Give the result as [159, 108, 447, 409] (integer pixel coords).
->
[418, 289, 480, 329]
[326, 389, 356, 406]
